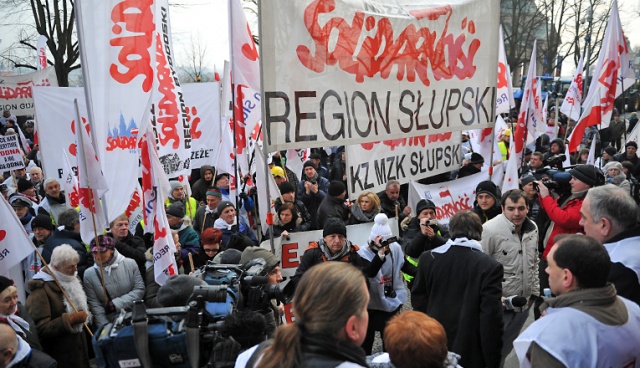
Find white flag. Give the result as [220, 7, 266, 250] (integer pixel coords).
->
[62, 151, 79, 209]
[0, 196, 36, 270]
[502, 134, 519, 192]
[255, 148, 283, 235]
[496, 25, 515, 115]
[586, 137, 597, 165]
[559, 54, 584, 122]
[36, 35, 47, 70]
[514, 41, 537, 165]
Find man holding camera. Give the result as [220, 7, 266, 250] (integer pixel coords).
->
[297, 160, 330, 229]
[537, 164, 604, 291]
[481, 189, 539, 362]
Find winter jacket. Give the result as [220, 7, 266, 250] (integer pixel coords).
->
[273, 198, 312, 232]
[214, 218, 259, 251]
[539, 192, 585, 259]
[316, 195, 348, 229]
[402, 217, 449, 259]
[37, 194, 67, 225]
[175, 223, 200, 274]
[378, 191, 409, 223]
[42, 229, 92, 280]
[481, 214, 540, 298]
[471, 204, 502, 224]
[265, 210, 305, 240]
[193, 205, 217, 234]
[166, 196, 199, 219]
[298, 175, 329, 229]
[606, 173, 631, 193]
[191, 165, 215, 203]
[603, 225, 640, 305]
[26, 270, 91, 368]
[83, 250, 145, 328]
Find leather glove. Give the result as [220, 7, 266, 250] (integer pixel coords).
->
[68, 311, 88, 325]
[246, 286, 269, 312]
[239, 192, 249, 200]
[211, 336, 242, 368]
[105, 301, 116, 314]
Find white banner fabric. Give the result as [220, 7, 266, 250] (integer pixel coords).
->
[182, 83, 221, 169]
[0, 68, 57, 115]
[346, 132, 462, 198]
[260, 0, 499, 151]
[0, 196, 36, 271]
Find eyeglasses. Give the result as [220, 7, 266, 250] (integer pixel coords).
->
[203, 249, 219, 254]
[90, 249, 110, 254]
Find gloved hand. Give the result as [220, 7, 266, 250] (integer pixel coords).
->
[239, 192, 249, 200]
[68, 311, 88, 325]
[211, 336, 242, 368]
[246, 286, 269, 312]
[105, 301, 116, 314]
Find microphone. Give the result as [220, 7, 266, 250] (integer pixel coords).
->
[503, 295, 528, 310]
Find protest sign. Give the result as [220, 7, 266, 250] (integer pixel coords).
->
[260, 0, 499, 150]
[0, 67, 57, 115]
[0, 135, 25, 171]
[346, 132, 462, 198]
[259, 219, 398, 323]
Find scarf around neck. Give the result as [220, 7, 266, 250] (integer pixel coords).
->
[432, 237, 482, 254]
[94, 250, 125, 276]
[319, 239, 351, 261]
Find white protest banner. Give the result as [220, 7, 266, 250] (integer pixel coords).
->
[182, 83, 221, 169]
[346, 132, 462, 198]
[260, 0, 499, 151]
[0, 196, 36, 272]
[0, 135, 25, 171]
[0, 67, 57, 115]
[285, 149, 309, 179]
[259, 219, 398, 323]
[408, 170, 491, 225]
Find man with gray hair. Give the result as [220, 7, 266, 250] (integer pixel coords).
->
[378, 180, 411, 222]
[38, 178, 68, 224]
[28, 167, 44, 197]
[412, 211, 503, 368]
[579, 185, 640, 304]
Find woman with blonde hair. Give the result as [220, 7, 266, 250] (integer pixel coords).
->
[240, 262, 370, 368]
[348, 191, 381, 225]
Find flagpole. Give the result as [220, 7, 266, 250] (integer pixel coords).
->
[74, 99, 108, 305]
[488, 124, 497, 178]
[228, 0, 242, 228]
[622, 80, 627, 144]
[34, 249, 93, 336]
[257, 0, 275, 254]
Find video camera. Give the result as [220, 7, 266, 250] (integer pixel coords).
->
[370, 235, 398, 253]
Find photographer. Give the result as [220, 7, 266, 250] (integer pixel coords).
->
[537, 164, 604, 289]
[239, 247, 285, 338]
[358, 214, 414, 355]
[402, 199, 449, 286]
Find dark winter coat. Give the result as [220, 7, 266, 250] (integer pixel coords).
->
[298, 176, 329, 229]
[26, 274, 90, 368]
[412, 241, 504, 368]
[316, 195, 349, 229]
[42, 230, 92, 280]
[273, 198, 312, 232]
[402, 217, 449, 258]
[191, 165, 215, 203]
[193, 206, 218, 234]
[378, 191, 409, 223]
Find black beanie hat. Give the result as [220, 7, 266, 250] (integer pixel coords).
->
[31, 214, 54, 231]
[626, 141, 638, 149]
[323, 218, 347, 237]
[279, 181, 295, 194]
[17, 178, 34, 193]
[216, 200, 235, 215]
[166, 202, 186, 218]
[0, 276, 14, 294]
[328, 180, 346, 197]
[604, 146, 617, 156]
[475, 180, 498, 201]
[303, 160, 316, 170]
[569, 164, 603, 187]
[416, 199, 436, 215]
[469, 152, 484, 165]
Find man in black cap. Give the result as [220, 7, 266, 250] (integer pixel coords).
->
[166, 201, 200, 273]
[537, 164, 604, 290]
[298, 160, 330, 229]
[596, 146, 617, 168]
[274, 181, 312, 231]
[317, 180, 350, 228]
[22, 215, 55, 285]
[613, 141, 640, 176]
[472, 181, 501, 223]
[457, 153, 484, 178]
[402, 199, 449, 286]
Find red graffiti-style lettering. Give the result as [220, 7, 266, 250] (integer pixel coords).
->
[155, 33, 180, 149]
[232, 84, 248, 155]
[125, 189, 141, 218]
[187, 106, 202, 139]
[361, 132, 451, 151]
[435, 195, 471, 220]
[109, 0, 154, 92]
[497, 62, 508, 89]
[0, 86, 32, 99]
[106, 136, 137, 151]
[296, 0, 480, 86]
[241, 23, 259, 61]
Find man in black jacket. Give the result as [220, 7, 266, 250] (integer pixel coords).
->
[580, 185, 640, 305]
[42, 209, 93, 280]
[378, 180, 411, 223]
[106, 215, 147, 278]
[316, 180, 349, 228]
[412, 211, 503, 368]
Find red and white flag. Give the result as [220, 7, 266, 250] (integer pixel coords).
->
[514, 41, 537, 165]
[17, 126, 31, 154]
[559, 54, 584, 122]
[496, 25, 515, 115]
[586, 137, 597, 165]
[36, 35, 47, 70]
[0, 196, 36, 271]
[568, 0, 636, 152]
[255, 147, 282, 235]
[502, 134, 519, 192]
[140, 117, 177, 285]
[62, 151, 79, 209]
[74, 100, 109, 245]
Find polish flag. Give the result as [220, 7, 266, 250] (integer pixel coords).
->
[560, 54, 584, 122]
[568, 0, 636, 152]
